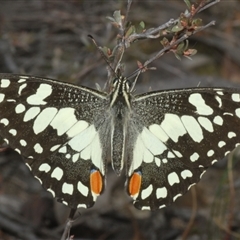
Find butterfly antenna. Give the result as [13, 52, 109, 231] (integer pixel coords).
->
[130, 69, 141, 92]
[88, 35, 117, 84]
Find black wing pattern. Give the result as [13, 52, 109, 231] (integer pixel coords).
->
[126, 88, 240, 210]
[0, 74, 110, 209]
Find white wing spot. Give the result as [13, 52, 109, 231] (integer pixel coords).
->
[130, 127, 167, 174]
[1, 79, 10, 88]
[235, 108, 240, 118]
[77, 181, 89, 197]
[20, 139, 27, 146]
[80, 146, 91, 160]
[18, 78, 27, 83]
[141, 184, 153, 200]
[77, 204, 87, 208]
[181, 115, 203, 143]
[213, 116, 223, 126]
[0, 93, 5, 103]
[141, 206, 151, 210]
[51, 167, 64, 180]
[232, 93, 240, 102]
[188, 183, 196, 190]
[188, 93, 213, 115]
[15, 148, 21, 154]
[143, 148, 154, 163]
[26, 84, 52, 105]
[24, 107, 41, 122]
[225, 151, 230, 156]
[200, 170, 206, 179]
[181, 170, 193, 179]
[34, 143, 43, 154]
[156, 187, 167, 199]
[161, 114, 186, 143]
[15, 103, 26, 114]
[190, 152, 199, 162]
[149, 124, 169, 142]
[218, 141, 226, 148]
[168, 172, 180, 186]
[207, 149, 214, 157]
[25, 163, 32, 170]
[33, 108, 58, 134]
[18, 76, 29, 79]
[9, 129, 17, 136]
[6, 99, 16, 103]
[62, 183, 74, 195]
[216, 91, 223, 95]
[66, 154, 71, 159]
[72, 153, 80, 163]
[47, 188, 56, 197]
[167, 151, 175, 158]
[211, 159, 217, 164]
[66, 120, 89, 138]
[162, 158, 168, 164]
[198, 116, 213, 132]
[159, 204, 166, 209]
[228, 132, 236, 138]
[215, 95, 222, 107]
[0, 118, 9, 126]
[155, 157, 161, 167]
[59, 146, 67, 153]
[50, 144, 61, 152]
[141, 127, 167, 155]
[173, 150, 182, 158]
[224, 112, 233, 116]
[173, 193, 182, 202]
[39, 163, 51, 173]
[50, 108, 77, 136]
[18, 83, 27, 95]
[34, 176, 42, 184]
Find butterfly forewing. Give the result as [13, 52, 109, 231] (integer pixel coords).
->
[126, 88, 240, 210]
[0, 74, 110, 209]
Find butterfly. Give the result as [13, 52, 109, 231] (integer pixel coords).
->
[0, 73, 240, 210]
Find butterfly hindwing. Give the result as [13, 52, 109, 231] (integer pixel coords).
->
[0, 74, 109, 209]
[126, 88, 240, 210]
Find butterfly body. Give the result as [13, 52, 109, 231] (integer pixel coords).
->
[1, 73, 240, 210]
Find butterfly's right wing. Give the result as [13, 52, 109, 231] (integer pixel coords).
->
[126, 88, 240, 210]
[0, 74, 110, 209]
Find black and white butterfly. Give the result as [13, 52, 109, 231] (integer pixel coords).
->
[0, 73, 240, 210]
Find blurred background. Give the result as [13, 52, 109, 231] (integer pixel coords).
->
[0, 1, 240, 239]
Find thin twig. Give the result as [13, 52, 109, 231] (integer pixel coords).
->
[197, 0, 221, 14]
[181, 187, 197, 240]
[127, 20, 215, 79]
[61, 208, 77, 240]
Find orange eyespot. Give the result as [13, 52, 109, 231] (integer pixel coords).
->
[128, 171, 142, 197]
[90, 170, 103, 195]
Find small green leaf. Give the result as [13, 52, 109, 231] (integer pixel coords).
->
[184, 0, 191, 9]
[176, 42, 185, 55]
[139, 21, 145, 29]
[192, 18, 203, 27]
[171, 24, 184, 33]
[125, 25, 135, 37]
[113, 10, 122, 24]
[160, 37, 169, 47]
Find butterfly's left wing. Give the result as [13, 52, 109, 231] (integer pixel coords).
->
[0, 74, 110, 209]
[126, 88, 240, 210]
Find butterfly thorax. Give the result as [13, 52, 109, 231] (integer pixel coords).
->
[109, 77, 132, 174]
